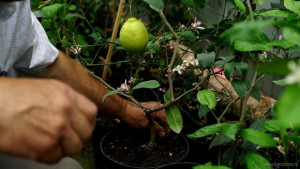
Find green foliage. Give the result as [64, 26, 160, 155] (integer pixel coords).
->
[198, 105, 210, 119]
[31, 0, 300, 167]
[232, 79, 247, 98]
[240, 129, 276, 147]
[193, 162, 232, 169]
[276, 84, 300, 129]
[233, 0, 246, 13]
[209, 135, 232, 149]
[245, 153, 272, 169]
[132, 80, 160, 91]
[197, 52, 216, 68]
[166, 105, 183, 133]
[220, 123, 242, 141]
[143, 0, 164, 12]
[102, 90, 124, 102]
[197, 90, 217, 109]
[188, 123, 226, 138]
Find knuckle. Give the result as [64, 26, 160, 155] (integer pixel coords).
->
[56, 97, 72, 114]
[52, 115, 67, 132]
[81, 125, 93, 141]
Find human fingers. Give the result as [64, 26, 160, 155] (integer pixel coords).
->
[68, 107, 94, 142]
[66, 86, 97, 123]
[152, 109, 171, 137]
[37, 145, 64, 164]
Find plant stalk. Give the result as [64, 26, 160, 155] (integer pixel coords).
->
[102, 0, 125, 80]
[246, 0, 254, 21]
[158, 10, 180, 101]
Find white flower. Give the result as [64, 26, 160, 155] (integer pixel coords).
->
[273, 60, 300, 86]
[117, 80, 130, 94]
[172, 56, 199, 75]
[191, 18, 205, 30]
[172, 65, 184, 75]
[70, 46, 81, 55]
[277, 145, 286, 155]
[128, 77, 137, 84]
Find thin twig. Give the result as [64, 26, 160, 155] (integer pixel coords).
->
[158, 10, 179, 101]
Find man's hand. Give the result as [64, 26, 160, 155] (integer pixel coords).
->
[0, 78, 97, 163]
[120, 101, 170, 137]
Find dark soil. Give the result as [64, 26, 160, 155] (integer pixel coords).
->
[157, 162, 198, 169]
[101, 128, 189, 168]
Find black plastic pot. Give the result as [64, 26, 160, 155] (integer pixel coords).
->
[92, 116, 120, 169]
[99, 127, 189, 169]
[156, 162, 198, 169]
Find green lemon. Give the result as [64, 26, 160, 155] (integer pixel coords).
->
[120, 17, 148, 54]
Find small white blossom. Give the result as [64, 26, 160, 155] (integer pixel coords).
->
[70, 46, 81, 55]
[159, 87, 166, 93]
[191, 18, 205, 30]
[279, 35, 283, 41]
[275, 61, 300, 86]
[117, 80, 130, 94]
[172, 56, 199, 75]
[172, 65, 184, 75]
[128, 77, 137, 84]
[277, 145, 286, 155]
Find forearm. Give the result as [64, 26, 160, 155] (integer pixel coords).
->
[36, 51, 127, 119]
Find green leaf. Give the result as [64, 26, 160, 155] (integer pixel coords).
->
[220, 123, 242, 140]
[235, 62, 248, 77]
[187, 123, 226, 138]
[245, 153, 271, 169]
[232, 79, 247, 98]
[166, 105, 183, 133]
[164, 89, 170, 103]
[255, 59, 295, 75]
[198, 105, 210, 119]
[267, 40, 295, 49]
[132, 80, 160, 90]
[148, 42, 160, 53]
[221, 20, 273, 43]
[143, 0, 164, 12]
[68, 4, 76, 11]
[197, 90, 217, 109]
[250, 85, 261, 101]
[234, 40, 270, 51]
[273, 78, 290, 86]
[65, 13, 86, 20]
[284, 0, 300, 14]
[234, 0, 246, 12]
[102, 90, 124, 102]
[197, 52, 215, 68]
[250, 119, 268, 131]
[224, 62, 234, 80]
[276, 84, 300, 129]
[263, 120, 280, 132]
[256, 0, 264, 5]
[182, 30, 196, 43]
[33, 10, 47, 18]
[209, 135, 232, 149]
[240, 129, 276, 147]
[284, 26, 300, 47]
[42, 3, 64, 18]
[193, 162, 232, 169]
[258, 10, 289, 18]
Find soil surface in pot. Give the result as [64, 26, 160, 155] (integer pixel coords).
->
[157, 162, 198, 169]
[101, 128, 188, 168]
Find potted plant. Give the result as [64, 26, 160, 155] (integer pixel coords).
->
[31, 0, 300, 168]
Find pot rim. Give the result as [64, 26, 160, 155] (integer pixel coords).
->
[100, 128, 190, 169]
[156, 162, 199, 169]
